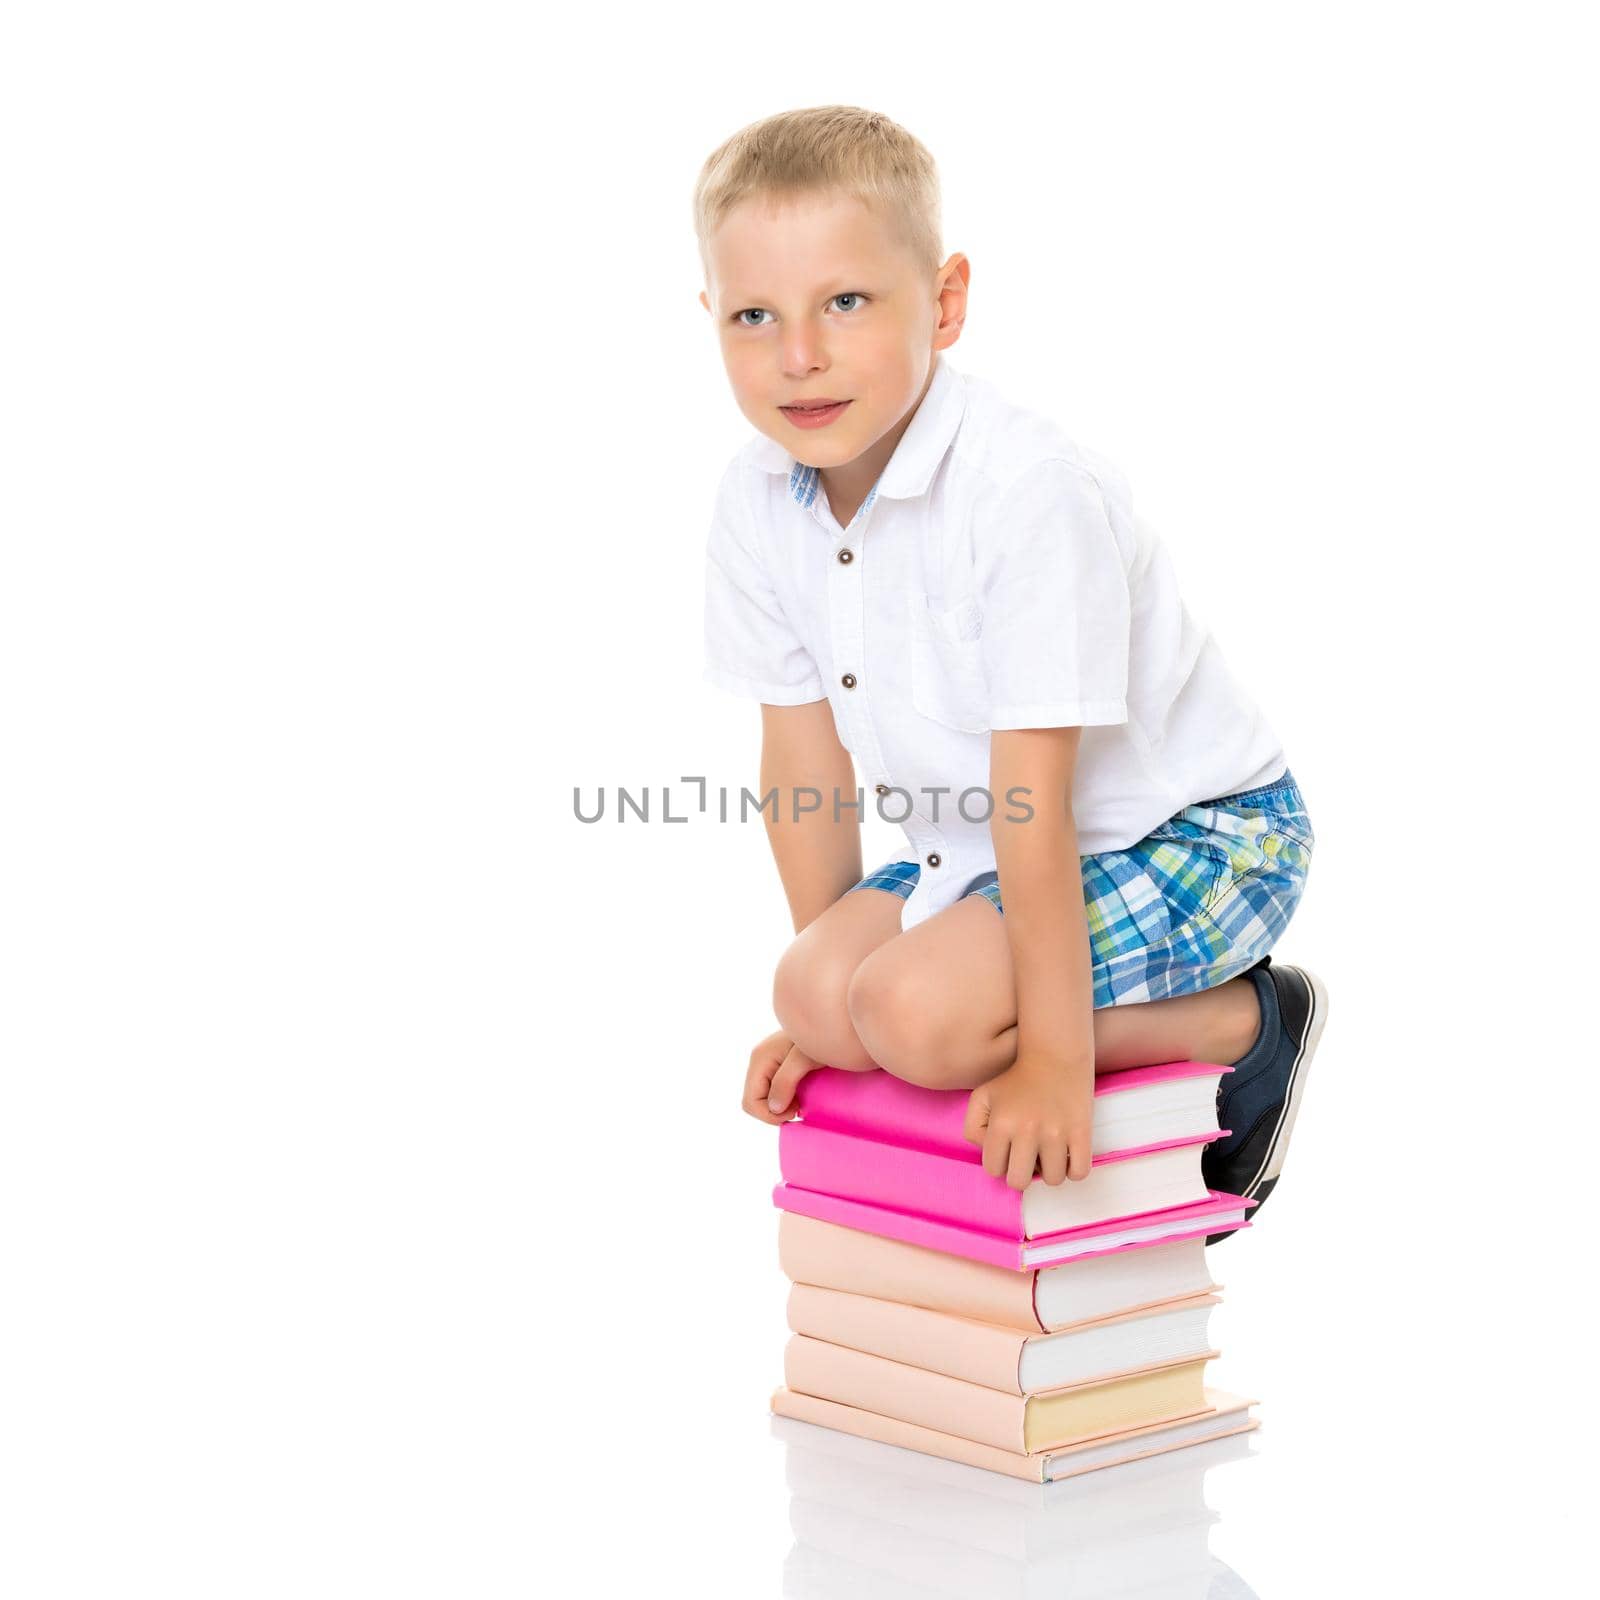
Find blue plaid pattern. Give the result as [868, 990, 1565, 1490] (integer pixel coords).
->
[846, 769, 1314, 1008]
[788, 459, 880, 522]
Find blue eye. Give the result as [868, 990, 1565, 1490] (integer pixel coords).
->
[733, 294, 869, 327]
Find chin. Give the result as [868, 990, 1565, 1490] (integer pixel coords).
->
[793, 427, 868, 462]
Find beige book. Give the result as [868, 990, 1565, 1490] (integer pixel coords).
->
[771, 1384, 1258, 1483]
[784, 1334, 1214, 1455]
[787, 1281, 1221, 1395]
[778, 1210, 1217, 1332]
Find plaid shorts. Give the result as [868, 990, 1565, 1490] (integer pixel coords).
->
[846, 768, 1315, 1008]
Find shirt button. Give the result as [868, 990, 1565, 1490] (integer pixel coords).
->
[837, 548, 854, 564]
[840, 672, 857, 689]
[874, 783, 890, 795]
[926, 853, 942, 868]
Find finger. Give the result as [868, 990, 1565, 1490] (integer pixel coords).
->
[1038, 1135, 1069, 1187]
[962, 1086, 991, 1146]
[1006, 1134, 1040, 1192]
[982, 1123, 1012, 1181]
[767, 1048, 816, 1115]
[746, 1049, 796, 1123]
[743, 1059, 776, 1114]
[1067, 1133, 1094, 1182]
[742, 1080, 784, 1124]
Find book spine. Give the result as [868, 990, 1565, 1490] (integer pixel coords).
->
[785, 1334, 1029, 1453]
[770, 1386, 1049, 1481]
[777, 1210, 1045, 1332]
[786, 1282, 1029, 1394]
[773, 1184, 1028, 1271]
[793, 1061, 1226, 1161]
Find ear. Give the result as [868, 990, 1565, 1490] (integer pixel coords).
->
[699, 289, 711, 314]
[933, 253, 970, 351]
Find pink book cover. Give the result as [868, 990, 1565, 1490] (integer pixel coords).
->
[778, 1120, 1221, 1242]
[772, 1182, 1255, 1272]
[792, 1061, 1233, 1165]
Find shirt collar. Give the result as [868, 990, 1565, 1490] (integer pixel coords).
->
[747, 352, 967, 508]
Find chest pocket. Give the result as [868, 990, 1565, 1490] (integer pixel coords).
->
[908, 592, 991, 734]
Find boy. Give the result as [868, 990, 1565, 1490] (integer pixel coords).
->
[694, 106, 1326, 1243]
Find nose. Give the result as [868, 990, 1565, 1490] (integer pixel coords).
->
[780, 319, 827, 380]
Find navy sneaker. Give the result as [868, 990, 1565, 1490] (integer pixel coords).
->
[1202, 957, 1329, 1244]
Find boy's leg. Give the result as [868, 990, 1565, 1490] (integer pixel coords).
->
[844, 895, 1263, 1091]
[771, 882, 909, 1072]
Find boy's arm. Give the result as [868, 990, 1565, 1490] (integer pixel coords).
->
[961, 725, 1097, 1188]
[759, 701, 864, 934]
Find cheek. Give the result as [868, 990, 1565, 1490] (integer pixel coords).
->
[854, 330, 914, 389]
[720, 341, 765, 395]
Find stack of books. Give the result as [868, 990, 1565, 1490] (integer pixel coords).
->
[768, 1061, 1263, 1482]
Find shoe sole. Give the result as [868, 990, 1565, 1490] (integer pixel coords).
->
[1238, 965, 1328, 1198]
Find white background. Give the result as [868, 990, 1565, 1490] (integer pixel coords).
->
[3, 5, 1595, 1594]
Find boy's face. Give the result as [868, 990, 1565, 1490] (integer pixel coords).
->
[699, 188, 966, 475]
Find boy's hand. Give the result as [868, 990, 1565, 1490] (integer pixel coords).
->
[742, 1030, 824, 1125]
[962, 1054, 1096, 1190]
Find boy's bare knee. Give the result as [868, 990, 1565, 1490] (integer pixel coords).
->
[772, 942, 823, 1049]
[846, 962, 959, 1087]
[773, 939, 873, 1070]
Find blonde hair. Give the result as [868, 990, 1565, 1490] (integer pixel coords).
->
[692, 105, 943, 283]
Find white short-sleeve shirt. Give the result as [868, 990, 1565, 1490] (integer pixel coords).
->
[702, 351, 1287, 930]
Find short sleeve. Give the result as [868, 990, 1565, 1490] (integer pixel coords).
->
[975, 457, 1132, 729]
[702, 462, 827, 706]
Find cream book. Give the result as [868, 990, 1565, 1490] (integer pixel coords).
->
[779, 1210, 1219, 1333]
[783, 1334, 1215, 1455]
[772, 1383, 1258, 1483]
[787, 1281, 1221, 1395]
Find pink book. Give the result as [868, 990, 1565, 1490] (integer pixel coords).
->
[780, 1120, 1223, 1239]
[772, 1183, 1255, 1271]
[793, 1061, 1233, 1164]
[774, 1059, 1254, 1271]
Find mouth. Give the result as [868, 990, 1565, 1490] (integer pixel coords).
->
[779, 399, 851, 429]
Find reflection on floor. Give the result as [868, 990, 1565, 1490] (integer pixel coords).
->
[773, 1414, 1261, 1599]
